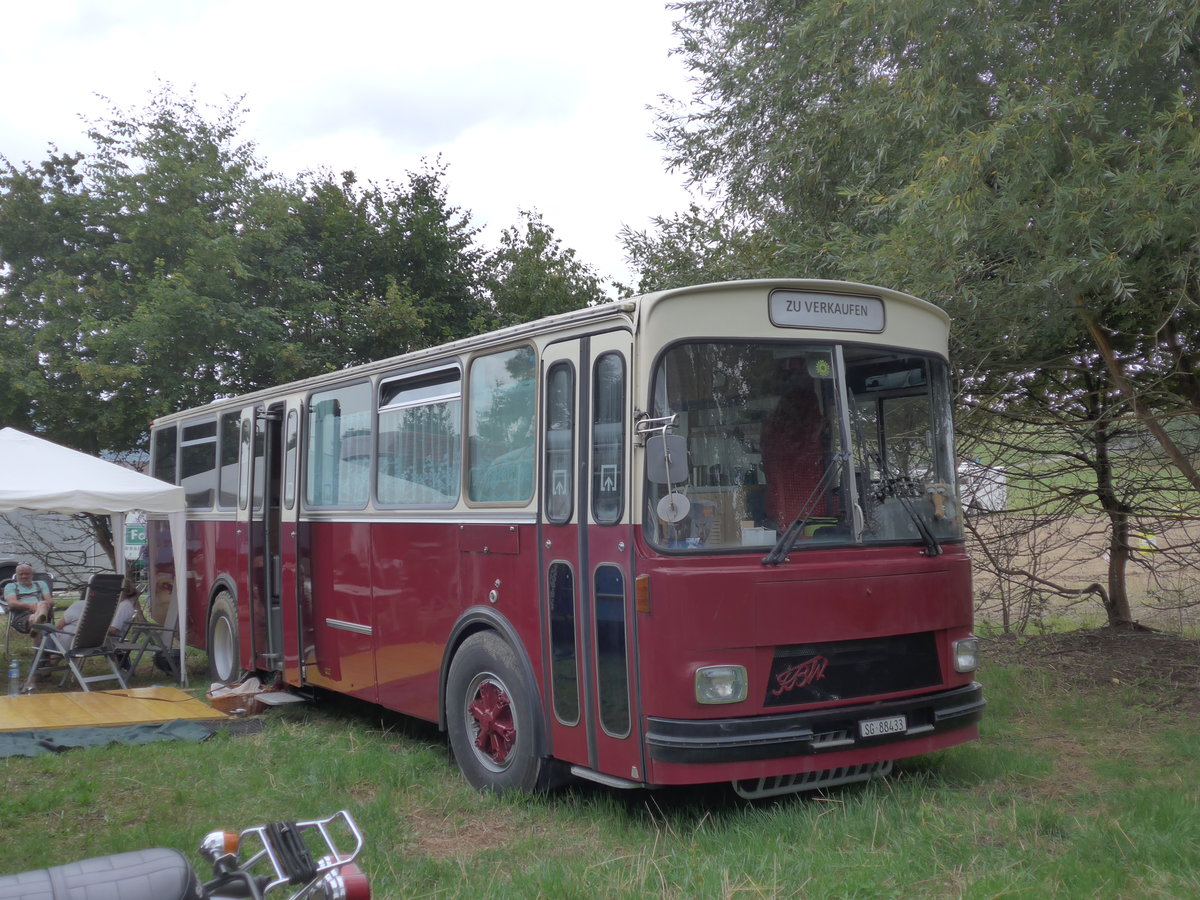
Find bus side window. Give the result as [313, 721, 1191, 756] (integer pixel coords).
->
[252, 417, 266, 512]
[543, 362, 574, 523]
[592, 352, 625, 524]
[377, 369, 462, 507]
[152, 426, 178, 484]
[307, 383, 372, 508]
[467, 347, 536, 503]
[239, 417, 252, 510]
[594, 564, 630, 736]
[283, 410, 299, 510]
[217, 411, 240, 509]
[547, 561, 579, 724]
[180, 420, 217, 509]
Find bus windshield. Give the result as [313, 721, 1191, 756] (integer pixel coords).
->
[645, 341, 962, 552]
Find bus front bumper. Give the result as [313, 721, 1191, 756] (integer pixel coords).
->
[645, 682, 985, 764]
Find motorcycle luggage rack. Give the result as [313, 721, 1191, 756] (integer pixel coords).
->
[201, 809, 365, 899]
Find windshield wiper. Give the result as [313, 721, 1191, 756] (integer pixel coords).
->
[762, 451, 849, 566]
[886, 475, 943, 557]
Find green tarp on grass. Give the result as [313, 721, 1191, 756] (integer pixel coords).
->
[0, 719, 213, 757]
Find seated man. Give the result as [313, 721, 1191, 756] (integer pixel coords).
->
[3, 564, 53, 632]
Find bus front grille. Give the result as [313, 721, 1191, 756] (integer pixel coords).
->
[764, 632, 941, 707]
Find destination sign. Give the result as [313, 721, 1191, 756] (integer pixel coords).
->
[769, 290, 885, 333]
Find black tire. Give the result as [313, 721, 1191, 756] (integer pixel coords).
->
[446, 631, 545, 793]
[206, 593, 240, 684]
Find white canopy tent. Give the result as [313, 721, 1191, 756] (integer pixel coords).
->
[0, 427, 188, 684]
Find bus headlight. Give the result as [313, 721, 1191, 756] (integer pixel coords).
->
[695, 665, 748, 704]
[953, 637, 980, 673]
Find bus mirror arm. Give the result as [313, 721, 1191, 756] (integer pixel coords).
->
[634, 412, 678, 444]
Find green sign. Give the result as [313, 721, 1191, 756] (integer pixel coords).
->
[125, 524, 147, 545]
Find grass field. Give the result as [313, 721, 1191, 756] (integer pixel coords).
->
[1, 636, 1197, 899]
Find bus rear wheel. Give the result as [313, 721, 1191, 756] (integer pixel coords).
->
[207, 593, 240, 684]
[446, 632, 544, 793]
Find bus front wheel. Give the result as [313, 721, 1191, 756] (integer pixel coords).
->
[207, 593, 240, 684]
[446, 631, 545, 793]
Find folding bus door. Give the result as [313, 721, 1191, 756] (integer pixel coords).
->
[245, 403, 285, 675]
[540, 331, 643, 785]
[275, 401, 305, 685]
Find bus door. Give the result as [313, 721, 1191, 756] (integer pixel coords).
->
[245, 403, 286, 674]
[540, 331, 643, 784]
[276, 402, 305, 685]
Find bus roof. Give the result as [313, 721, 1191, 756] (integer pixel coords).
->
[639, 277, 950, 326]
[152, 298, 638, 425]
[151, 279, 948, 426]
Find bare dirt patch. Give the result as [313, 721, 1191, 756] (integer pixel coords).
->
[405, 803, 600, 861]
[983, 627, 1200, 714]
[406, 806, 527, 859]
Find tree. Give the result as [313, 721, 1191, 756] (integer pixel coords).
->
[619, 204, 778, 295]
[1, 87, 302, 452]
[655, 0, 1200, 450]
[485, 211, 608, 325]
[960, 357, 1198, 630]
[0, 150, 98, 444]
[647, 0, 1200, 626]
[2, 84, 616, 467]
[1, 91, 499, 454]
[287, 164, 486, 368]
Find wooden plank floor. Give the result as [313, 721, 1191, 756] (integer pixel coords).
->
[0, 686, 225, 732]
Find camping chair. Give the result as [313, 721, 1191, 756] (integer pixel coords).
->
[109, 589, 180, 680]
[23, 573, 128, 692]
[1, 572, 55, 659]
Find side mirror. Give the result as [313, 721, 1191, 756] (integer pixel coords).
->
[645, 434, 689, 485]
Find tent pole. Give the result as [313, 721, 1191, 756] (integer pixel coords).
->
[111, 512, 126, 575]
[169, 510, 188, 687]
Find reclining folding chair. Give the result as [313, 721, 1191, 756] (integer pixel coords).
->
[1, 572, 55, 659]
[23, 573, 128, 692]
[110, 590, 181, 680]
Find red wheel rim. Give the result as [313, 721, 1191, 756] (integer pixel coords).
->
[466, 675, 516, 769]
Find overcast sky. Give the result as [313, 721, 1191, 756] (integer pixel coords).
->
[1, 1, 697, 287]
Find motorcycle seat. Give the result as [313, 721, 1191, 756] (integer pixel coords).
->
[0, 847, 199, 900]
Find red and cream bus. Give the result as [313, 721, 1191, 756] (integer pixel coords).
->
[149, 279, 983, 797]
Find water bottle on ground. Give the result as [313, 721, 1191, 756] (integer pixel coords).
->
[7, 658, 18, 697]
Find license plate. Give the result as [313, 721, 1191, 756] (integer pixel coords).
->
[859, 714, 907, 738]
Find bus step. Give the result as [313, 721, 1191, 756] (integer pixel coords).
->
[732, 760, 893, 800]
[256, 691, 311, 707]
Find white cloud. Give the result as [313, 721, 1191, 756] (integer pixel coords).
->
[1, 0, 694, 285]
